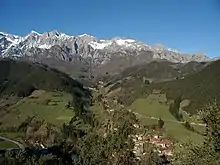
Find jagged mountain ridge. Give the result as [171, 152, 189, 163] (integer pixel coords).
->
[0, 30, 211, 66]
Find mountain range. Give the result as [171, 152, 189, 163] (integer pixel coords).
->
[0, 30, 214, 66]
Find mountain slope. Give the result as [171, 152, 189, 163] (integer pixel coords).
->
[0, 59, 90, 99]
[102, 60, 208, 87]
[147, 60, 220, 114]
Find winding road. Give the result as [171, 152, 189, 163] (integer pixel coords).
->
[0, 136, 25, 150]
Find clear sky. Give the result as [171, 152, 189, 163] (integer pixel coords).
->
[0, 0, 219, 57]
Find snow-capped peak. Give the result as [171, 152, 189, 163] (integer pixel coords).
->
[0, 31, 21, 39]
[0, 32, 7, 36]
[78, 33, 90, 37]
[77, 33, 96, 41]
[30, 30, 41, 35]
[0, 31, 21, 44]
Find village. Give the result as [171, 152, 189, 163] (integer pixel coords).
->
[132, 128, 173, 157]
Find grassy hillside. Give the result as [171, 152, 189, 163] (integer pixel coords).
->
[120, 61, 179, 80]
[0, 90, 74, 127]
[130, 98, 204, 143]
[149, 60, 220, 114]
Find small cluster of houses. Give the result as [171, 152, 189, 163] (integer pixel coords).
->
[24, 139, 45, 149]
[133, 133, 173, 157]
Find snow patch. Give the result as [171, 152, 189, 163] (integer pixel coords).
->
[60, 33, 71, 38]
[78, 33, 94, 38]
[38, 44, 52, 49]
[125, 39, 136, 43]
[89, 41, 112, 49]
[78, 33, 96, 40]
[115, 39, 135, 46]
[4, 37, 14, 43]
[78, 33, 88, 37]
[167, 48, 180, 53]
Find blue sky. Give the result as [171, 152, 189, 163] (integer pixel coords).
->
[1, 0, 219, 57]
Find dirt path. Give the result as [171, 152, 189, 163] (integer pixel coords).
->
[133, 112, 206, 127]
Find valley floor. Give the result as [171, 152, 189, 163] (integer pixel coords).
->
[129, 98, 205, 143]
